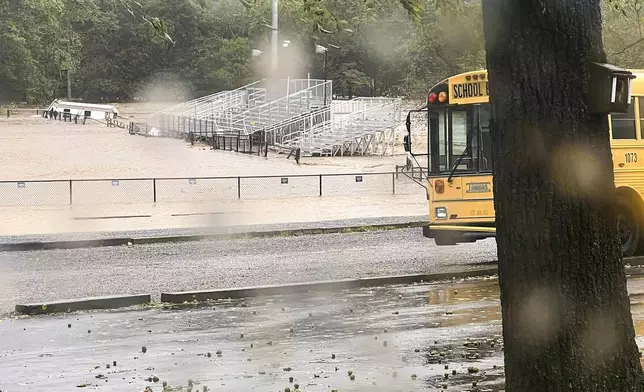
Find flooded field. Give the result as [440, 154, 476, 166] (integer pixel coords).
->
[0, 108, 419, 181]
[4, 275, 644, 392]
[0, 106, 428, 236]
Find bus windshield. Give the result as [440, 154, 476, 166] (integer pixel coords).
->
[428, 104, 492, 174]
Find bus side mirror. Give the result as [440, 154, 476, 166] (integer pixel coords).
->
[403, 135, 411, 152]
[404, 112, 412, 152]
[588, 62, 636, 114]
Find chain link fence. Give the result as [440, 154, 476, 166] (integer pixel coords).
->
[0, 180, 70, 206]
[155, 178, 239, 202]
[0, 172, 417, 206]
[321, 173, 395, 197]
[240, 175, 321, 199]
[71, 179, 155, 205]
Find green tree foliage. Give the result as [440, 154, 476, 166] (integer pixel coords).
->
[2, 0, 643, 104]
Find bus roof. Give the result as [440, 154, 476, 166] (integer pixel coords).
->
[429, 69, 644, 105]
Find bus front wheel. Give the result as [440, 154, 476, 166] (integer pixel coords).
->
[433, 233, 459, 246]
[617, 197, 640, 257]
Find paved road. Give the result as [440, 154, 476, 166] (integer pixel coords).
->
[4, 276, 644, 392]
[0, 278, 505, 392]
[0, 228, 497, 314]
[0, 215, 428, 244]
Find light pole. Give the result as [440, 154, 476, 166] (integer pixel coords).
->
[315, 45, 328, 106]
[315, 44, 339, 106]
[271, 0, 278, 78]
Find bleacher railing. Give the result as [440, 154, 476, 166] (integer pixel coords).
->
[276, 97, 402, 155]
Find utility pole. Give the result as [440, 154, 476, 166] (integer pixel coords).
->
[323, 49, 328, 105]
[67, 37, 72, 99]
[67, 69, 72, 100]
[271, 0, 278, 78]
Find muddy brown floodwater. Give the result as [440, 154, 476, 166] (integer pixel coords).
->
[3, 276, 644, 391]
[0, 114, 428, 237]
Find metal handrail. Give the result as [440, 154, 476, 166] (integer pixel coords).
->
[148, 79, 266, 119]
[279, 98, 402, 147]
[225, 80, 332, 136]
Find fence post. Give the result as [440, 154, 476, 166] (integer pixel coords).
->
[237, 177, 241, 199]
[392, 173, 396, 194]
[319, 175, 323, 197]
[6, 109, 9, 118]
[69, 180, 73, 205]
[153, 178, 157, 203]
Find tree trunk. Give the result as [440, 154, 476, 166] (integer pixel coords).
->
[481, 0, 643, 390]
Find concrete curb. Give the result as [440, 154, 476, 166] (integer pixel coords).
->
[0, 221, 428, 252]
[13, 265, 644, 314]
[1, 238, 131, 251]
[160, 267, 499, 304]
[15, 294, 151, 315]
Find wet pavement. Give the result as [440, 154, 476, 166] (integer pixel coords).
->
[5, 275, 644, 391]
[0, 231, 498, 314]
[0, 277, 503, 392]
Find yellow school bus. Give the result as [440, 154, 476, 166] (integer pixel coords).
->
[407, 69, 644, 256]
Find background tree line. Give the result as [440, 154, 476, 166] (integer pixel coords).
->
[0, 0, 642, 105]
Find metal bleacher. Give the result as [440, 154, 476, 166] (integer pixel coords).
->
[274, 97, 402, 156]
[149, 80, 265, 123]
[148, 78, 401, 157]
[150, 78, 331, 139]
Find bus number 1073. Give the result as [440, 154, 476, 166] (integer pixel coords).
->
[625, 152, 638, 164]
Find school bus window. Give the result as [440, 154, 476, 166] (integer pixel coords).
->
[429, 106, 490, 173]
[438, 111, 448, 171]
[612, 103, 636, 140]
[429, 111, 449, 172]
[451, 111, 468, 169]
[478, 104, 492, 171]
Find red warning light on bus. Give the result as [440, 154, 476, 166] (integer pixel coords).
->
[435, 180, 445, 194]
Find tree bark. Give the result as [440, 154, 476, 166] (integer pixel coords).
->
[481, 0, 643, 390]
